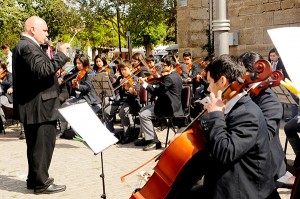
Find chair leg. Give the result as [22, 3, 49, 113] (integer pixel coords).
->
[165, 125, 170, 148]
[284, 137, 288, 155]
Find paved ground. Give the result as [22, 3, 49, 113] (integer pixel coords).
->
[0, 113, 296, 199]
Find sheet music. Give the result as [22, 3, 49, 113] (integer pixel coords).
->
[268, 27, 300, 90]
[58, 102, 118, 154]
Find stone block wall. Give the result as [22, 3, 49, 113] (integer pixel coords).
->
[177, 0, 300, 59]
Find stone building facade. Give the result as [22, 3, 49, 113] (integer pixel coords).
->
[177, 0, 300, 59]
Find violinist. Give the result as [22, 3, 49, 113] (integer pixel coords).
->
[240, 51, 295, 192]
[134, 55, 183, 151]
[57, 65, 76, 104]
[187, 55, 275, 198]
[58, 53, 101, 138]
[182, 52, 199, 84]
[93, 54, 114, 77]
[131, 52, 148, 78]
[0, 61, 13, 133]
[146, 55, 162, 75]
[104, 60, 141, 144]
[173, 52, 189, 79]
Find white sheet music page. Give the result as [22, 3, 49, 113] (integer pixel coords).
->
[58, 102, 118, 154]
[268, 27, 300, 90]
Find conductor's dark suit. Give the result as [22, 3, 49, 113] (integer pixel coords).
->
[12, 35, 69, 189]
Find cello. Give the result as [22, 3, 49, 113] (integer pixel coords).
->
[128, 59, 272, 199]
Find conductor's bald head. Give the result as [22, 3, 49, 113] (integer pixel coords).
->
[23, 16, 48, 44]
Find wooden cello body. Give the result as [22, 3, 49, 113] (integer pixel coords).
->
[129, 59, 272, 199]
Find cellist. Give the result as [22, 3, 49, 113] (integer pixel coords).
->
[187, 55, 275, 198]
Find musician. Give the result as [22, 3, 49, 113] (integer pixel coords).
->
[173, 52, 188, 80]
[0, 61, 13, 133]
[59, 53, 101, 137]
[240, 51, 295, 191]
[135, 55, 183, 151]
[1, 44, 12, 72]
[93, 54, 114, 77]
[188, 55, 275, 198]
[146, 55, 162, 75]
[284, 114, 300, 169]
[182, 52, 198, 84]
[131, 52, 149, 78]
[116, 60, 141, 144]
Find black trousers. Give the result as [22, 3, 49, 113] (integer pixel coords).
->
[24, 121, 57, 188]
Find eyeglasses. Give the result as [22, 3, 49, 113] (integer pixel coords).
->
[161, 64, 169, 67]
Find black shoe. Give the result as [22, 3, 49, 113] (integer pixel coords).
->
[34, 184, 66, 194]
[27, 177, 54, 189]
[134, 138, 150, 146]
[19, 132, 25, 140]
[120, 136, 134, 144]
[143, 141, 162, 151]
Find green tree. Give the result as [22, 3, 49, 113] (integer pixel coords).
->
[0, 1, 29, 47]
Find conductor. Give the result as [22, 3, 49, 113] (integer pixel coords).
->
[12, 16, 70, 194]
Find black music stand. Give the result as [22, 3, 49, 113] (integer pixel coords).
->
[272, 84, 298, 106]
[59, 102, 118, 199]
[89, 73, 115, 122]
[89, 74, 115, 199]
[272, 84, 299, 155]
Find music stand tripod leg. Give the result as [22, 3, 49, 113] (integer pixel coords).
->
[99, 152, 106, 198]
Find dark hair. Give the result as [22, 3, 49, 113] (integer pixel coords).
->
[161, 55, 176, 67]
[146, 55, 156, 62]
[73, 53, 89, 68]
[239, 51, 263, 73]
[131, 52, 146, 66]
[205, 55, 246, 83]
[1, 44, 9, 50]
[119, 59, 132, 70]
[183, 52, 192, 58]
[93, 54, 107, 71]
[268, 47, 280, 62]
[0, 61, 7, 70]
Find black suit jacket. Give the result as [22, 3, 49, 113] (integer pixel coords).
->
[146, 70, 183, 117]
[251, 88, 285, 178]
[12, 36, 69, 124]
[201, 95, 275, 199]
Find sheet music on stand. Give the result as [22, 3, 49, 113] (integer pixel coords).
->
[58, 102, 118, 154]
[89, 73, 115, 98]
[272, 84, 298, 106]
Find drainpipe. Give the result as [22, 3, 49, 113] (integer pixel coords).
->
[212, 0, 230, 56]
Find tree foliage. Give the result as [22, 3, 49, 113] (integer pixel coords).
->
[0, 0, 177, 56]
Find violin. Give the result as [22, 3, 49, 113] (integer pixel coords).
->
[0, 70, 8, 79]
[175, 63, 183, 76]
[145, 71, 172, 85]
[249, 70, 284, 96]
[128, 59, 272, 199]
[114, 65, 142, 91]
[72, 67, 89, 88]
[56, 65, 75, 78]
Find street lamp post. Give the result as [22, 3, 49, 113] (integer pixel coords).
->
[116, 0, 122, 57]
[212, 0, 230, 56]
